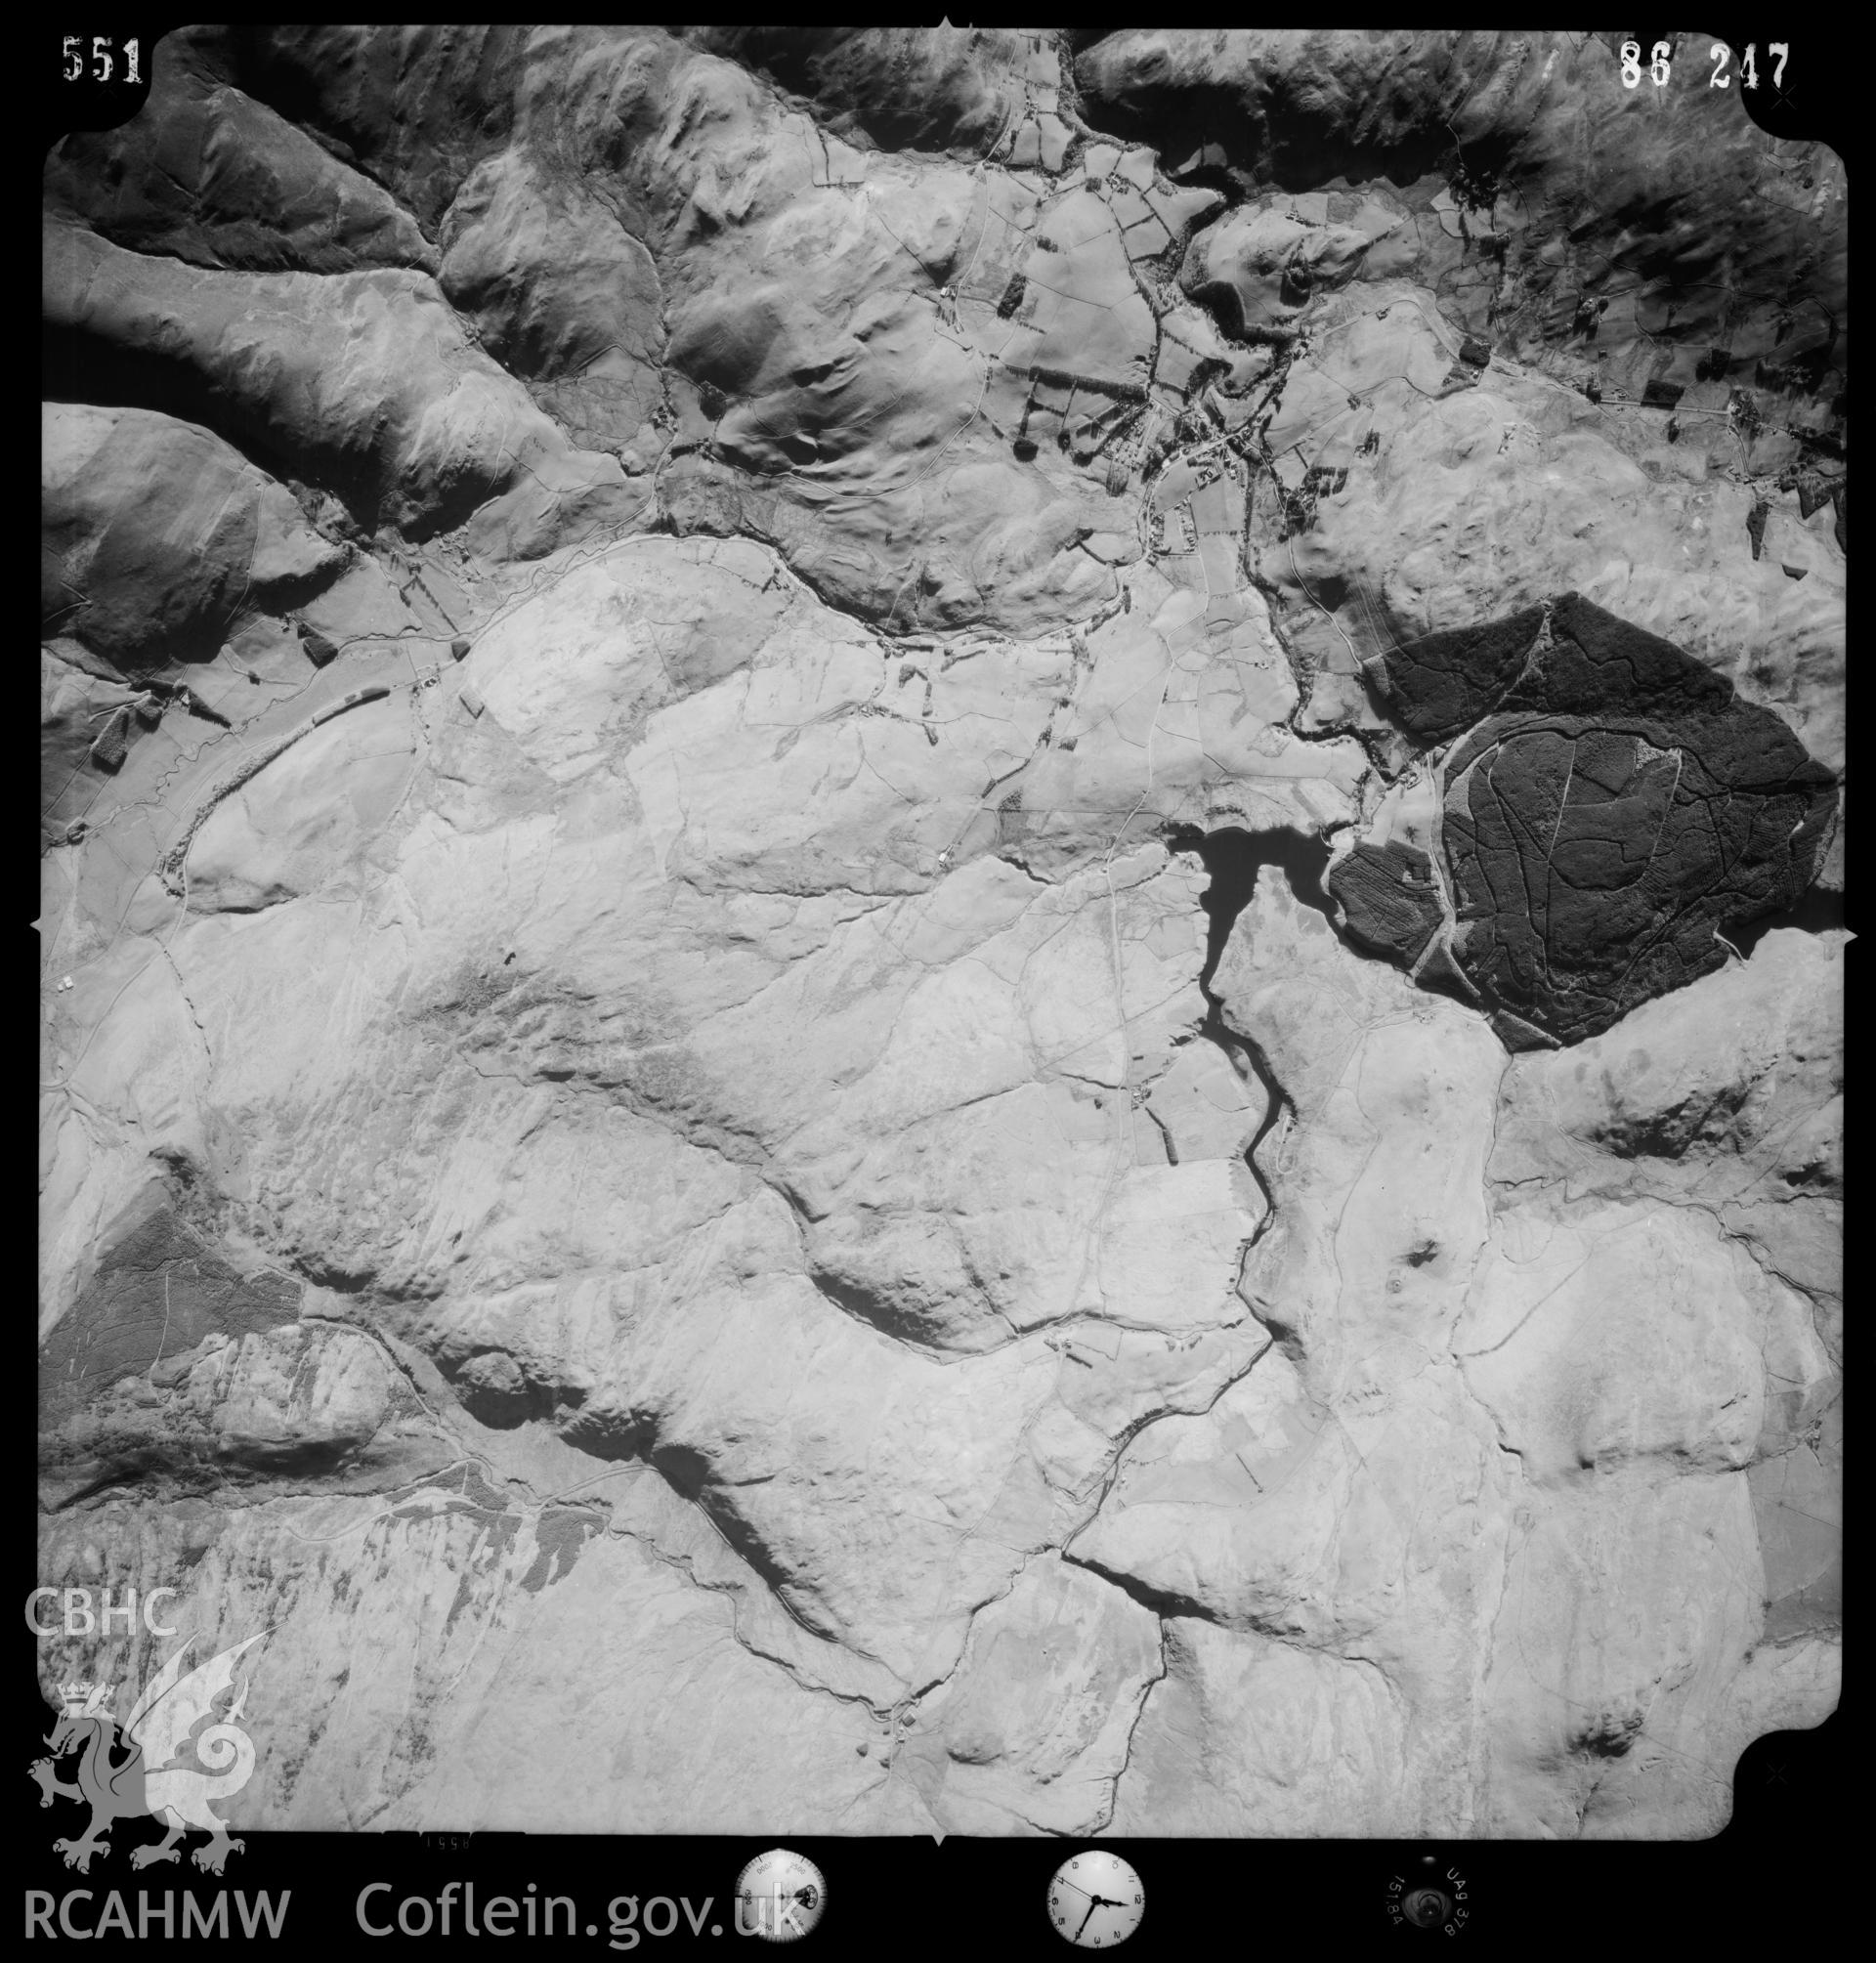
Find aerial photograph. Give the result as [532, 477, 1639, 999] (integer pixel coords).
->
[37, 24, 1843, 1943]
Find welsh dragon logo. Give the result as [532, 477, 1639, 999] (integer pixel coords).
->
[30, 1635, 264, 1875]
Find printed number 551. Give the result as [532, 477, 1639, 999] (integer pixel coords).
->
[63, 35, 144, 82]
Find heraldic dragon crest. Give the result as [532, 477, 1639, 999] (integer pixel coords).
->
[30, 1635, 263, 1875]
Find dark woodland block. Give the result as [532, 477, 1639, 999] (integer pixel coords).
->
[88, 704, 131, 771]
[1413, 936, 1478, 1003]
[1509, 594, 1732, 720]
[1328, 839, 1443, 965]
[1489, 1007, 1559, 1051]
[1370, 604, 1547, 744]
[1365, 593, 1837, 1047]
[1347, 603, 1813, 1032]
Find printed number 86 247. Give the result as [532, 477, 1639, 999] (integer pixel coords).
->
[1620, 40, 1790, 92]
